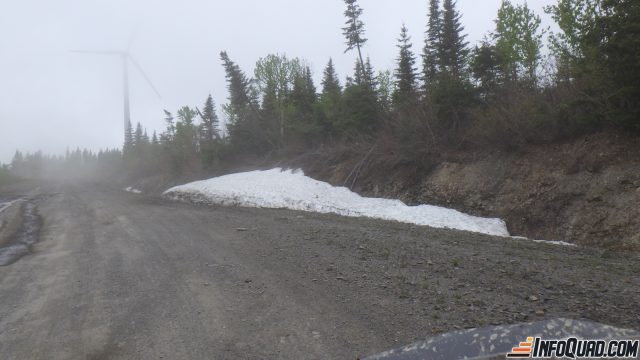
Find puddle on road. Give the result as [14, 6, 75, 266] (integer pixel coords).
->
[0, 199, 42, 266]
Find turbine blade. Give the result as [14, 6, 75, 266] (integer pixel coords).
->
[128, 55, 161, 99]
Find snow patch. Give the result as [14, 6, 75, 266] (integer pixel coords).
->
[124, 187, 142, 194]
[0, 199, 20, 214]
[163, 168, 510, 237]
[511, 236, 577, 247]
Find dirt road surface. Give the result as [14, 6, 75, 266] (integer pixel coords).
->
[0, 183, 638, 359]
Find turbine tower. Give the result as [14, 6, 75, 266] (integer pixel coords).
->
[71, 42, 161, 145]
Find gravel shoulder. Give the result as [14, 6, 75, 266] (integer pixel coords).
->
[0, 182, 638, 359]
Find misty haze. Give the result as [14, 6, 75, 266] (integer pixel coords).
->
[1, 0, 639, 359]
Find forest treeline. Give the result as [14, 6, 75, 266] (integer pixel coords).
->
[10, 0, 640, 181]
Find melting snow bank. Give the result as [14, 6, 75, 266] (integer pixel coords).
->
[163, 168, 510, 237]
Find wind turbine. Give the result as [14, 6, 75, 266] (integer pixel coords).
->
[71, 39, 161, 144]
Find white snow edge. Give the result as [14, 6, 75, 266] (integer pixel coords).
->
[163, 168, 510, 237]
[0, 199, 23, 232]
[0, 199, 21, 214]
[511, 236, 577, 247]
[124, 187, 142, 194]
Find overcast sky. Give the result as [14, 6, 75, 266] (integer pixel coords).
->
[0, 0, 555, 164]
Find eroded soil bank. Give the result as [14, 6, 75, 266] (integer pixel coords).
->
[296, 132, 640, 251]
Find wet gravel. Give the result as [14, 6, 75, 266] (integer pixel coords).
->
[1, 183, 638, 359]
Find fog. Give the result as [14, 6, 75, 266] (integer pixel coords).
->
[0, 0, 555, 164]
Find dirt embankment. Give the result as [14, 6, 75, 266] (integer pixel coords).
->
[297, 132, 640, 251]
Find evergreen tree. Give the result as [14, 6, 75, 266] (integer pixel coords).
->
[177, 107, 196, 127]
[319, 58, 343, 138]
[470, 40, 503, 95]
[440, 0, 469, 78]
[220, 51, 252, 124]
[220, 51, 266, 152]
[352, 57, 377, 90]
[142, 129, 149, 145]
[11, 151, 24, 171]
[162, 110, 175, 142]
[364, 57, 378, 91]
[341, 58, 380, 133]
[423, 0, 442, 87]
[342, 0, 368, 73]
[303, 67, 318, 104]
[353, 59, 365, 87]
[290, 66, 320, 142]
[426, 0, 472, 136]
[134, 122, 143, 150]
[197, 95, 220, 168]
[199, 94, 220, 142]
[393, 24, 419, 107]
[321, 58, 341, 98]
[123, 120, 134, 155]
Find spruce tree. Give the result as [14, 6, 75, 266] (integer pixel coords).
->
[470, 41, 503, 95]
[134, 122, 144, 152]
[290, 67, 317, 113]
[304, 67, 317, 104]
[393, 24, 419, 107]
[123, 120, 134, 155]
[199, 94, 220, 142]
[220, 51, 266, 152]
[142, 129, 149, 145]
[220, 51, 251, 122]
[321, 58, 341, 98]
[342, 0, 368, 73]
[319, 59, 342, 137]
[364, 57, 378, 91]
[440, 0, 469, 78]
[353, 59, 365, 87]
[162, 110, 175, 141]
[423, 0, 442, 87]
[197, 95, 220, 168]
[290, 66, 320, 141]
[341, 58, 380, 133]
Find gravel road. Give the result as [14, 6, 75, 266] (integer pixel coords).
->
[0, 182, 638, 359]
